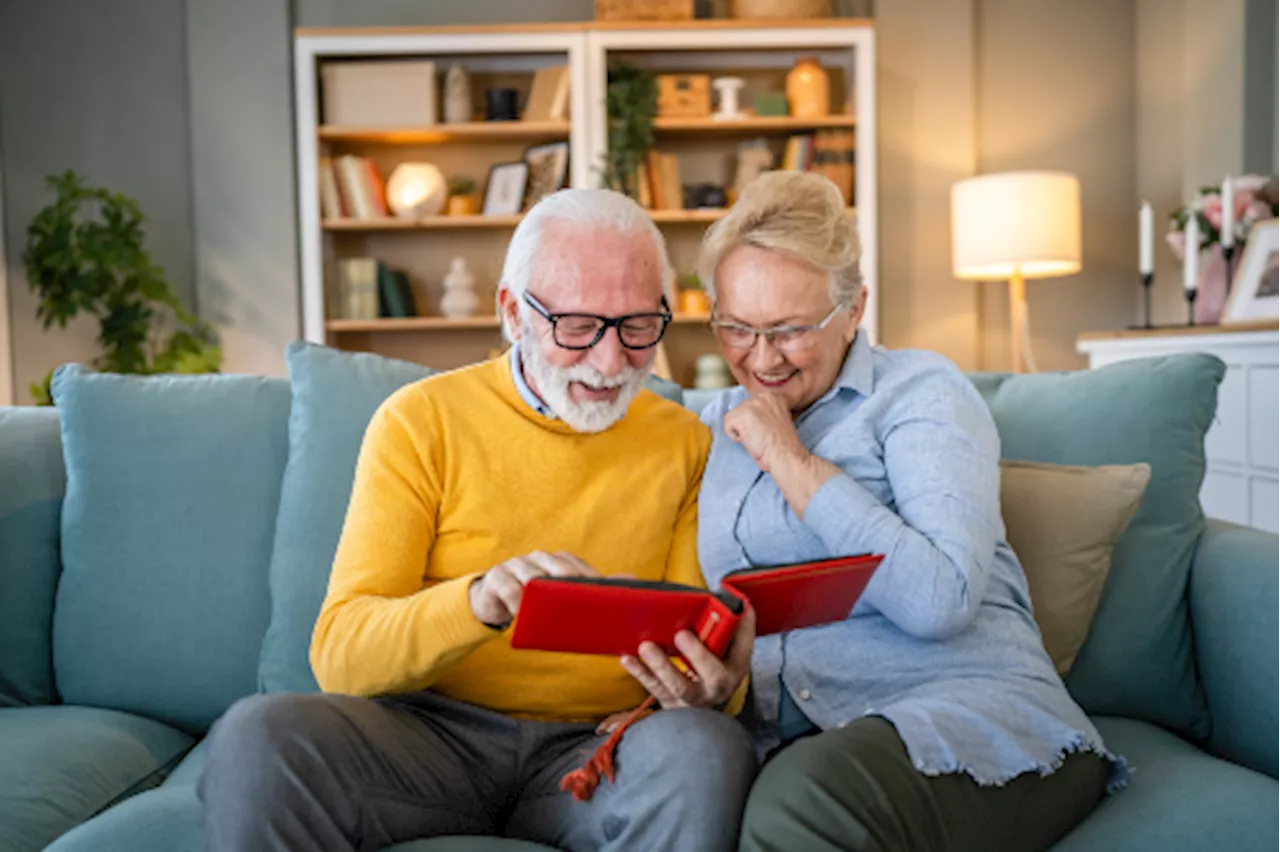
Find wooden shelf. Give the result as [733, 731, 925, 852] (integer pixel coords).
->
[650, 209, 728, 224]
[318, 121, 571, 144]
[323, 215, 523, 231]
[653, 115, 855, 133]
[327, 314, 711, 333]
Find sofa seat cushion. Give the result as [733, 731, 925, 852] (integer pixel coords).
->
[162, 738, 209, 788]
[50, 366, 292, 734]
[0, 705, 193, 852]
[44, 785, 203, 852]
[388, 841, 556, 851]
[1052, 716, 1278, 852]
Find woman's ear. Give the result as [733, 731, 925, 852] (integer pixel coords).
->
[843, 288, 868, 343]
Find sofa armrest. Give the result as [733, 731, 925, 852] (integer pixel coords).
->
[1189, 518, 1278, 778]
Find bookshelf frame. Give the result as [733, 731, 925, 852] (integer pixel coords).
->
[293, 21, 878, 380]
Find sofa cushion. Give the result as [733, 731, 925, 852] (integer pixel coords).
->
[259, 343, 687, 694]
[0, 407, 65, 707]
[1052, 716, 1278, 852]
[0, 705, 193, 852]
[51, 366, 291, 733]
[259, 343, 437, 694]
[1000, 460, 1151, 675]
[44, 785, 203, 852]
[970, 354, 1223, 738]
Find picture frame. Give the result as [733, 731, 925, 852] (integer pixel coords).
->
[482, 161, 529, 216]
[1223, 218, 1279, 324]
[522, 142, 570, 211]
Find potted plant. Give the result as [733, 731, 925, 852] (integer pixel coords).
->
[23, 170, 221, 405]
[601, 63, 658, 201]
[677, 271, 711, 316]
[447, 176, 478, 216]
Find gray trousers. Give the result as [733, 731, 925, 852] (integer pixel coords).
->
[197, 690, 757, 852]
[740, 716, 1108, 852]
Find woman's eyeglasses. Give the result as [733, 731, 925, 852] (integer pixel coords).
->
[710, 302, 847, 353]
[523, 292, 672, 351]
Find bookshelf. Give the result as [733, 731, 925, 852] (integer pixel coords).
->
[294, 21, 877, 383]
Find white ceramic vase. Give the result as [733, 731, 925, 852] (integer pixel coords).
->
[439, 257, 479, 318]
[444, 65, 472, 124]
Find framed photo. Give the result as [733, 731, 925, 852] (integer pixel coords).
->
[522, 142, 570, 211]
[1223, 218, 1279, 324]
[483, 161, 529, 216]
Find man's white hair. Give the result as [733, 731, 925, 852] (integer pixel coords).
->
[499, 188, 674, 342]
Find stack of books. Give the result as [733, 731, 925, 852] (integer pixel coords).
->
[320, 156, 389, 220]
[781, 130, 855, 205]
[333, 258, 418, 319]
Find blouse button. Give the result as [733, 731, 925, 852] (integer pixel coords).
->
[798, 689, 812, 701]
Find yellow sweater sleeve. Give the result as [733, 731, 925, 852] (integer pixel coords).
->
[663, 435, 750, 717]
[310, 397, 497, 696]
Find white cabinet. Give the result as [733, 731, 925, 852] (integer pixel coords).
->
[1077, 326, 1279, 533]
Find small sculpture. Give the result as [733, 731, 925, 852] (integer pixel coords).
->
[440, 257, 479, 318]
[712, 77, 747, 121]
[444, 65, 472, 124]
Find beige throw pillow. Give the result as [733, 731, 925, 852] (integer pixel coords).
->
[999, 459, 1152, 676]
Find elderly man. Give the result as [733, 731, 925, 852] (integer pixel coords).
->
[197, 188, 756, 852]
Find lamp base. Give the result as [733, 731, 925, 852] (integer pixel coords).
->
[1008, 270, 1037, 373]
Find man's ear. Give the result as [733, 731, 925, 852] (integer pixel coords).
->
[497, 285, 521, 341]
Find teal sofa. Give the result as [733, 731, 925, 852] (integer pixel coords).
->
[0, 343, 1275, 852]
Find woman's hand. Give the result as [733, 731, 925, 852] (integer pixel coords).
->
[607, 606, 756, 728]
[723, 394, 807, 475]
[724, 394, 842, 518]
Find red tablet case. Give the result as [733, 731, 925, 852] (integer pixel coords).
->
[509, 554, 883, 658]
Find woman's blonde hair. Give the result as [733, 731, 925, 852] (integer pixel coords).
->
[697, 171, 862, 307]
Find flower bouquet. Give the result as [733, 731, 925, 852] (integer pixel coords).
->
[1167, 175, 1279, 323]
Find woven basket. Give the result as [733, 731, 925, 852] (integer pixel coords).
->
[732, 0, 831, 18]
[595, 0, 694, 21]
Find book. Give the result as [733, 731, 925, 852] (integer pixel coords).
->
[338, 257, 379, 319]
[523, 65, 570, 121]
[509, 553, 883, 659]
[377, 263, 417, 318]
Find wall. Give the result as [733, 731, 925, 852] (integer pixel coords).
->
[1136, 0, 1274, 327]
[975, 0, 1137, 371]
[876, 0, 980, 370]
[0, 0, 195, 403]
[187, 0, 299, 377]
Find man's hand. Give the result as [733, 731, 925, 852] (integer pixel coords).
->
[611, 605, 756, 723]
[469, 551, 599, 628]
[723, 393, 807, 475]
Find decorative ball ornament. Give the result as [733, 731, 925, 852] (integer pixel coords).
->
[386, 163, 447, 218]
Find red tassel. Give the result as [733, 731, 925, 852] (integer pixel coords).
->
[560, 697, 657, 802]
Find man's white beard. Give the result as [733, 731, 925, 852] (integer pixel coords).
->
[519, 321, 648, 433]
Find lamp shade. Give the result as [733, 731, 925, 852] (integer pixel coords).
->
[951, 171, 1082, 280]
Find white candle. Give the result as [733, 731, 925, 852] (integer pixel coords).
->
[1220, 175, 1235, 247]
[1184, 213, 1200, 293]
[1139, 201, 1153, 275]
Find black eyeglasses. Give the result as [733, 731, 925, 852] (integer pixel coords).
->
[522, 292, 672, 351]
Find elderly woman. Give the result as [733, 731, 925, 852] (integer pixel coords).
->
[696, 171, 1119, 851]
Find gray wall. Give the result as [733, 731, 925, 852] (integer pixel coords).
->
[0, 0, 195, 402]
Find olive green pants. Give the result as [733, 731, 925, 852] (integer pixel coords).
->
[740, 717, 1108, 852]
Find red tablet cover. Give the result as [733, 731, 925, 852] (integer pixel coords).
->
[509, 554, 882, 658]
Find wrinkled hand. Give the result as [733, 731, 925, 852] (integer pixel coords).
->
[605, 606, 756, 729]
[469, 551, 599, 628]
[723, 393, 807, 474]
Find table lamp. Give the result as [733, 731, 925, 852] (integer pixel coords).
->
[951, 171, 1081, 372]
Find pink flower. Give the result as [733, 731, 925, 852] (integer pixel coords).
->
[1166, 229, 1187, 262]
[1245, 199, 1272, 223]
[1233, 174, 1270, 193]
[1203, 196, 1223, 230]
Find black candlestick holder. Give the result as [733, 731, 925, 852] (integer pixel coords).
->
[1140, 272, 1153, 328]
[1185, 287, 1198, 326]
[1222, 243, 1236, 294]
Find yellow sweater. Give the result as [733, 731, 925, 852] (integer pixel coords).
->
[311, 355, 730, 722]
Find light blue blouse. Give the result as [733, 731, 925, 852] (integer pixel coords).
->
[697, 331, 1125, 789]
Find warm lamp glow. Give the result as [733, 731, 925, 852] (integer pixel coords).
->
[386, 163, 446, 218]
[951, 171, 1082, 280]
